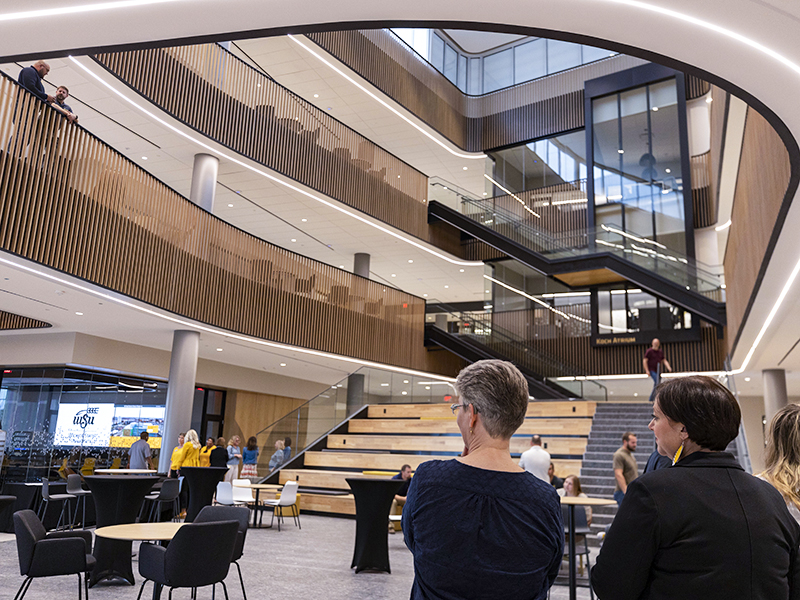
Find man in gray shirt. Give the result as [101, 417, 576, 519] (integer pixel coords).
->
[129, 431, 154, 470]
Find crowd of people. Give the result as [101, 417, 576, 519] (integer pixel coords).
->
[400, 360, 800, 600]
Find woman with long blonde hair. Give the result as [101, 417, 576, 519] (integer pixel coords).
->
[175, 428, 201, 472]
[761, 403, 800, 523]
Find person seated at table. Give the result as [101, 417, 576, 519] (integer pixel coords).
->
[210, 437, 229, 469]
[556, 474, 591, 525]
[268, 440, 285, 471]
[226, 435, 242, 483]
[241, 436, 259, 479]
[592, 376, 800, 600]
[199, 437, 216, 467]
[388, 464, 412, 534]
[176, 429, 201, 472]
[548, 462, 564, 489]
[402, 359, 564, 599]
[169, 433, 185, 478]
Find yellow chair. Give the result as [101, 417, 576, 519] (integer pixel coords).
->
[57, 458, 70, 480]
[110, 457, 122, 469]
[79, 458, 96, 477]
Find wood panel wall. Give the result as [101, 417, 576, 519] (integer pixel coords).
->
[725, 108, 793, 347]
[691, 151, 715, 228]
[93, 45, 429, 239]
[307, 30, 648, 152]
[223, 389, 306, 449]
[0, 74, 427, 370]
[0, 311, 51, 330]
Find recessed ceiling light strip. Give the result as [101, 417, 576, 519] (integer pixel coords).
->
[0, 253, 456, 383]
[0, 0, 181, 22]
[69, 56, 483, 268]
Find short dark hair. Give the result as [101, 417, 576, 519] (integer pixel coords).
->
[284, 437, 292, 447]
[622, 431, 636, 442]
[140, 431, 148, 440]
[655, 376, 741, 451]
[400, 464, 411, 471]
[57, 85, 69, 94]
[247, 436, 258, 451]
[455, 360, 529, 439]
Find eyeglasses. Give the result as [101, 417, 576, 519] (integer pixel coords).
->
[450, 403, 466, 415]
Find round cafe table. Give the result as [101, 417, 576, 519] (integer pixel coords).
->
[346, 478, 403, 574]
[561, 495, 616, 600]
[84, 475, 159, 587]
[179, 467, 227, 522]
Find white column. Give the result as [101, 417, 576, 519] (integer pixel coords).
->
[158, 330, 200, 473]
[763, 368, 788, 426]
[353, 253, 370, 279]
[189, 153, 219, 213]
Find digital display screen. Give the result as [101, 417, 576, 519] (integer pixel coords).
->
[53, 404, 164, 448]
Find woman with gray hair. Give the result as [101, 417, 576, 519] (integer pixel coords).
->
[402, 360, 563, 599]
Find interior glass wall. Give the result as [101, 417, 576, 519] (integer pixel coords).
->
[596, 286, 692, 335]
[0, 367, 167, 483]
[592, 78, 687, 254]
[488, 129, 587, 195]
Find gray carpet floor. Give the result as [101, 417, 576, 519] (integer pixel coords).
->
[0, 515, 597, 599]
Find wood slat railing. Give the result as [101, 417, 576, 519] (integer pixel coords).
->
[93, 44, 430, 239]
[691, 151, 715, 228]
[0, 73, 426, 369]
[0, 310, 51, 330]
[307, 29, 649, 152]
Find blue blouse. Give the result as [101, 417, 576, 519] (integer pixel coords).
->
[242, 447, 259, 465]
[402, 459, 564, 600]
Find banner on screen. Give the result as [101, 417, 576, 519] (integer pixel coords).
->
[54, 403, 115, 447]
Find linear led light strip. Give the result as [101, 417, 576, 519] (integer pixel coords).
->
[0, 254, 456, 382]
[601, 224, 666, 249]
[69, 57, 482, 269]
[483, 174, 541, 218]
[287, 35, 485, 161]
[0, 0, 180, 21]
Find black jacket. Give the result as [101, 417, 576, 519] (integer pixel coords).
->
[592, 452, 800, 599]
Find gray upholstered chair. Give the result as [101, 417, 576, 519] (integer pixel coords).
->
[195, 505, 250, 599]
[136, 519, 238, 599]
[13, 509, 95, 600]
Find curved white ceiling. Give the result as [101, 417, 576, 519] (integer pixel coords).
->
[3, 0, 800, 373]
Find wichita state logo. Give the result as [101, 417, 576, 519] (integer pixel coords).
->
[73, 407, 99, 429]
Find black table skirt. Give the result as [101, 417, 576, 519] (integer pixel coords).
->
[346, 478, 404, 574]
[84, 475, 159, 587]
[180, 467, 227, 522]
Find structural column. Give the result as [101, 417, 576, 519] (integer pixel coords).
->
[353, 253, 370, 279]
[763, 368, 788, 426]
[158, 330, 201, 473]
[189, 153, 219, 213]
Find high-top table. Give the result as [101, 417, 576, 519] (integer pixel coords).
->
[95, 469, 158, 475]
[561, 496, 616, 600]
[84, 475, 159, 586]
[179, 467, 227, 522]
[346, 478, 403, 574]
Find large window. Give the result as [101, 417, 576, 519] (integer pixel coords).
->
[591, 78, 687, 254]
[391, 29, 617, 95]
[596, 286, 692, 335]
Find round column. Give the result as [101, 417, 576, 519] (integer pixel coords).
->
[763, 368, 788, 426]
[189, 153, 219, 213]
[353, 253, 370, 279]
[158, 330, 201, 474]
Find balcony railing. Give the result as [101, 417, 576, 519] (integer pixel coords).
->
[0, 71, 426, 370]
[93, 43, 430, 238]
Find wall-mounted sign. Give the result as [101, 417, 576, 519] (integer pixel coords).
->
[53, 403, 115, 447]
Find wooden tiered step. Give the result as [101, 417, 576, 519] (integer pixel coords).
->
[285, 401, 596, 517]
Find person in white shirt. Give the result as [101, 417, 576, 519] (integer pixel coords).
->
[518, 434, 550, 482]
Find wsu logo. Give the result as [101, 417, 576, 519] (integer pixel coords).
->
[73, 407, 99, 429]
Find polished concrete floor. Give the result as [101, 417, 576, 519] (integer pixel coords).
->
[0, 515, 597, 599]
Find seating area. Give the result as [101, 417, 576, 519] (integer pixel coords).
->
[274, 401, 595, 516]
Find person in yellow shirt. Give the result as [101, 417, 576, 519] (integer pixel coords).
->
[176, 429, 201, 470]
[169, 433, 185, 478]
[199, 436, 216, 467]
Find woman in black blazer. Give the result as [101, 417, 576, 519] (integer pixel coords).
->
[592, 376, 800, 600]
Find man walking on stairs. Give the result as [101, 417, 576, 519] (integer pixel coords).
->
[613, 432, 638, 506]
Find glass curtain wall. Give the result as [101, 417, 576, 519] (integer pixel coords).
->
[0, 367, 167, 483]
[488, 129, 587, 195]
[391, 29, 616, 94]
[592, 78, 687, 254]
[596, 286, 692, 335]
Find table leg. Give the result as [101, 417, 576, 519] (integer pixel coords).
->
[253, 489, 260, 528]
[568, 505, 576, 600]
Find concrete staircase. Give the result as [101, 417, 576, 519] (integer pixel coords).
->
[579, 402, 655, 546]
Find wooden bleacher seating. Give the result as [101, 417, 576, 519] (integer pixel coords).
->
[271, 401, 596, 516]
